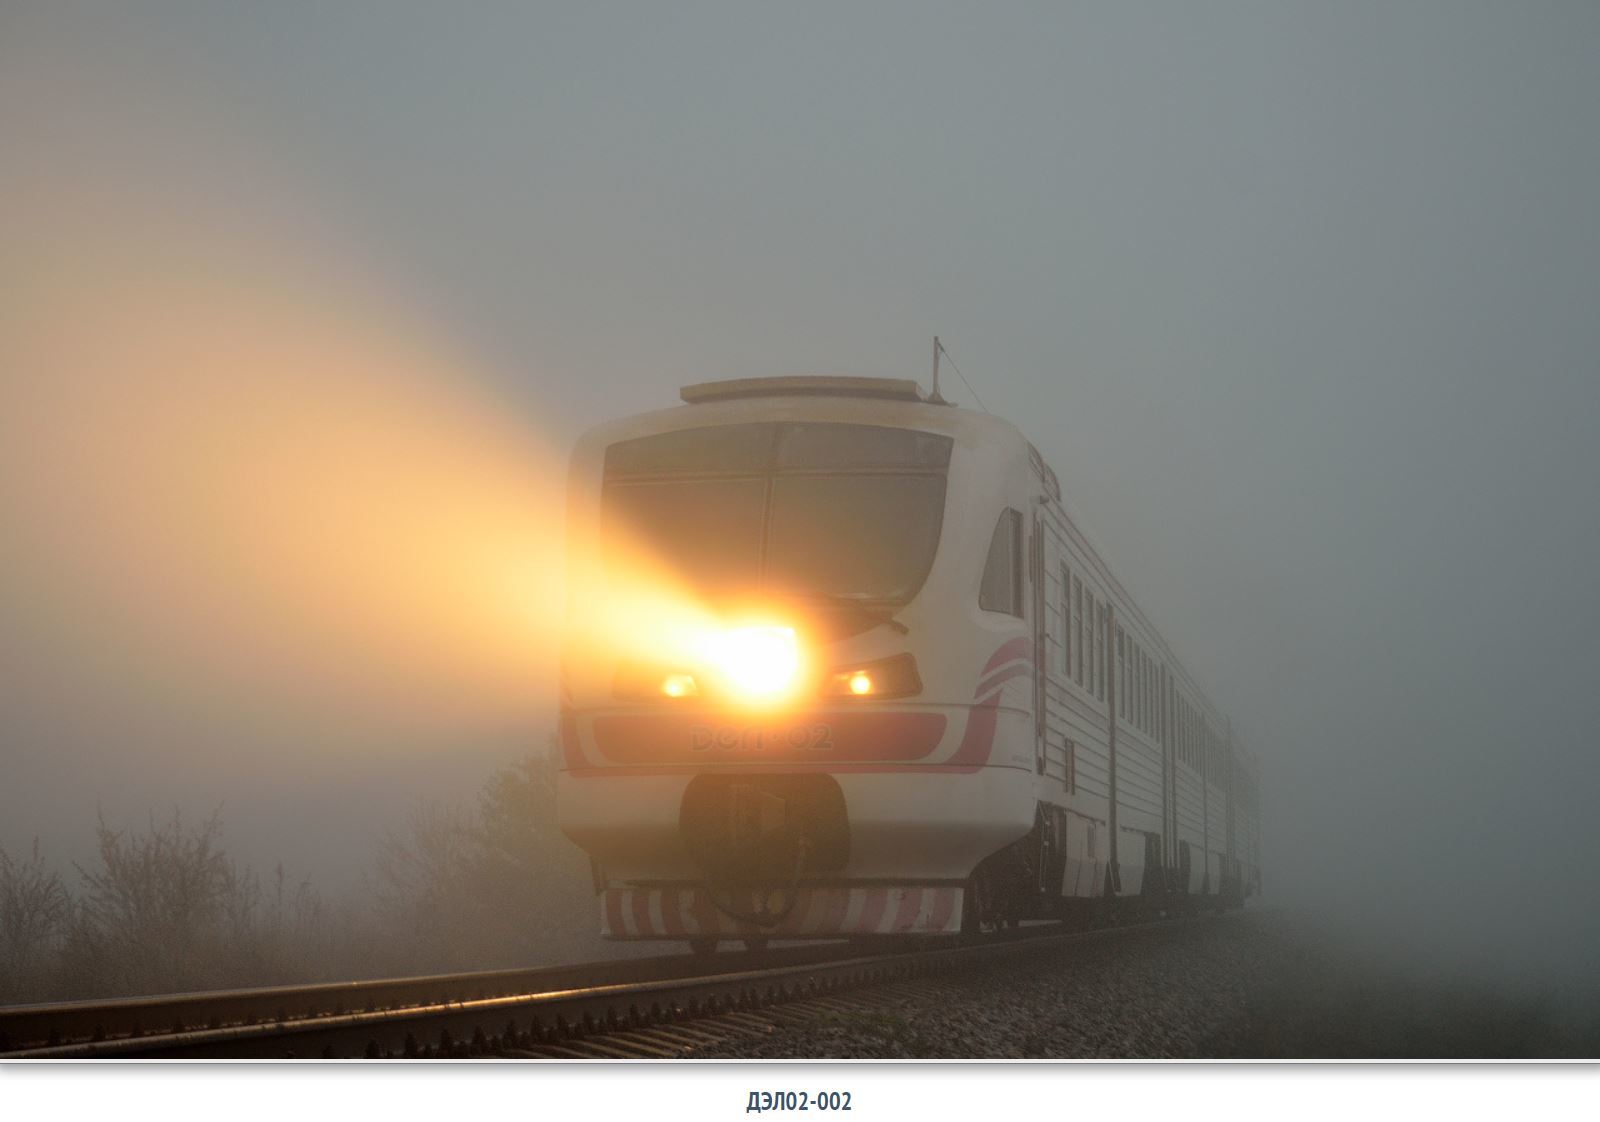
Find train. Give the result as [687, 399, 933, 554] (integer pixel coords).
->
[556, 375, 1260, 948]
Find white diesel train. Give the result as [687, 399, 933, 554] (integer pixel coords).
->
[557, 376, 1260, 947]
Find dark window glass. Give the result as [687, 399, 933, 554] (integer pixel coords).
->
[1073, 577, 1084, 687]
[601, 478, 766, 591]
[765, 474, 946, 601]
[605, 424, 776, 475]
[1140, 652, 1147, 730]
[1130, 646, 1137, 726]
[979, 509, 1023, 615]
[776, 424, 953, 470]
[1093, 599, 1104, 701]
[1117, 629, 1126, 718]
[602, 423, 951, 603]
[1136, 646, 1144, 729]
[1059, 564, 1072, 678]
[607, 422, 954, 475]
[1142, 652, 1149, 730]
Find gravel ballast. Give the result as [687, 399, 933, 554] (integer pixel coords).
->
[696, 910, 1599, 1059]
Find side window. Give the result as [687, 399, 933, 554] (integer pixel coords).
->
[1089, 598, 1099, 700]
[1145, 654, 1152, 732]
[1095, 601, 1106, 701]
[1136, 646, 1144, 729]
[1059, 563, 1072, 678]
[1082, 593, 1093, 695]
[1073, 576, 1084, 687]
[1142, 652, 1150, 731]
[1115, 628, 1126, 718]
[979, 509, 1023, 616]
[1129, 642, 1137, 725]
[1139, 653, 1152, 729]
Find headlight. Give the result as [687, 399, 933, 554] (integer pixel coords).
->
[824, 653, 922, 699]
[610, 625, 800, 703]
[710, 625, 800, 701]
[659, 672, 699, 698]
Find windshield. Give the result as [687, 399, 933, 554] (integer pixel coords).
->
[601, 423, 951, 603]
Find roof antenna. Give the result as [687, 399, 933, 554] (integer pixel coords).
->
[930, 337, 990, 413]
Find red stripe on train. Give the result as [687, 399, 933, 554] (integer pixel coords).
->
[591, 711, 947, 766]
[981, 637, 1032, 674]
[975, 662, 1032, 699]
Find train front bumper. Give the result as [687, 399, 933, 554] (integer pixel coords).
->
[596, 882, 965, 939]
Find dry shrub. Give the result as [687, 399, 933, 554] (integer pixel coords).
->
[372, 752, 602, 974]
[0, 840, 70, 1002]
[2, 747, 601, 1003]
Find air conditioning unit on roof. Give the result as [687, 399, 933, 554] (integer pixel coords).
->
[679, 376, 929, 405]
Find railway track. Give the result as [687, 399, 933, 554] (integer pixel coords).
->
[0, 912, 1224, 1059]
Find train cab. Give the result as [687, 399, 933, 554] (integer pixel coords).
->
[556, 375, 1259, 945]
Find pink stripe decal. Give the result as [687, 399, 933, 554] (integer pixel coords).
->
[629, 890, 652, 937]
[821, 885, 851, 932]
[858, 888, 890, 933]
[592, 711, 947, 766]
[661, 890, 684, 937]
[982, 637, 1032, 674]
[885, 887, 919, 933]
[944, 695, 1000, 768]
[603, 885, 968, 937]
[975, 662, 1033, 699]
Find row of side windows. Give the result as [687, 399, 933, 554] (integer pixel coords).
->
[1175, 693, 1228, 783]
[1057, 560, 1107, 703]
[991, 513, 1231, 788]
[1113, 625, 1161, 738]
[1056, 555, 1173, 730]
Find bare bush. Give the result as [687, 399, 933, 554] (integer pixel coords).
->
[220, 862, 330, 986]
[69, 810, 234, 996]
[0, 840, 70, 1003]
[471, 752, 606, 961]
[2, 744, 602, 1004]
[373, 799, 482, 973]
[371, 752, 603, 973]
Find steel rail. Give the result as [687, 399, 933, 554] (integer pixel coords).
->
[1, 911, 1231, 1059]
[0, 941, 860, 1058]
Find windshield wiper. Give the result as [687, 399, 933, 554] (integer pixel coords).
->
[781, 591, 909, 634]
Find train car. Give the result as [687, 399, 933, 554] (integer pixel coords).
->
[556, 376, 1260, 947]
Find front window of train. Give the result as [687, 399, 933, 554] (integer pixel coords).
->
[600, 423, 951, 605]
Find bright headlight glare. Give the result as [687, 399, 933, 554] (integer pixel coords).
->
[713, 625, 799, 700]
[660, 672, 698, 698]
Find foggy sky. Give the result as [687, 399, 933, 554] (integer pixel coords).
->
[3, 3, 1597, 985]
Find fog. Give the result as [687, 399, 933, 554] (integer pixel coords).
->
[3, 3, 1596, 996]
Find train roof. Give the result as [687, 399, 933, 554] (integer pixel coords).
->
[680, 375, 929, 404]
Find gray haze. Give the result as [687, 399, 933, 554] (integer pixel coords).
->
[3, 4, 1597, 987]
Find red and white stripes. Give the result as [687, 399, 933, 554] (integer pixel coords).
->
[599, 884, 964, 939]
[975, 636, 1033, 702]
